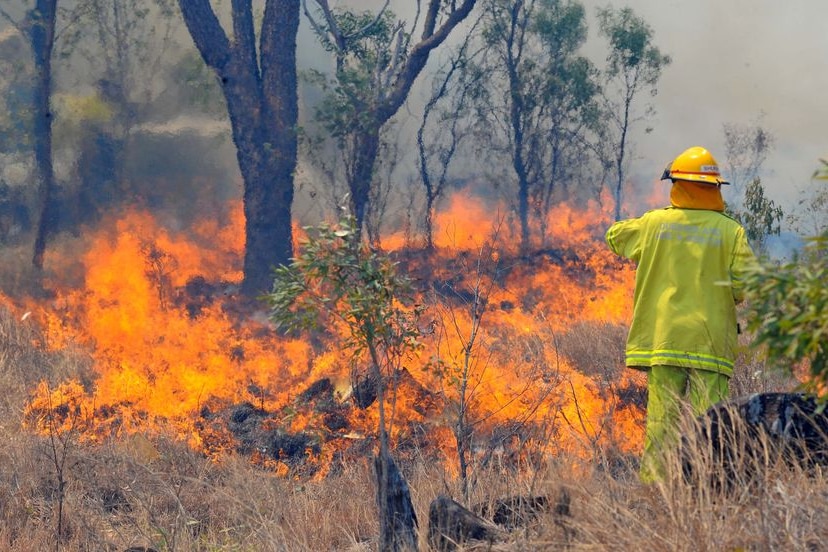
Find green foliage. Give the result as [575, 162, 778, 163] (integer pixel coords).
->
[596, 6, 671, 84]
[743, 235, 828, 394]
[731, 177, 784, 251]
[309, 9, 401, 139]
[266, 209, 423, 371]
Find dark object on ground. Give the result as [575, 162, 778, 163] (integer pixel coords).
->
[428, 495, 501, 552]
[475, 494, 551, 529]
[353, 373, 379, 409]
[682, 392, 828, 487]
[375, 452, 418, 551]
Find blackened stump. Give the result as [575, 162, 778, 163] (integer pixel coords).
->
[681, 392, 828, 489]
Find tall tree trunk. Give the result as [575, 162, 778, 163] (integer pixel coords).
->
[29, 0, 58, 271]
[179, 0, 298, 297]
[349, 128, 380, 236]
[504, 0, 531, 254]
[508, 68, 531, 253]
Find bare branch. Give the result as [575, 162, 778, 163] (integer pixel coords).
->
[379, 0, 478, 122]
[0, 7, 21, 31]
[301, 0, 331, 45]
[53, 3, 94, 44]
[308, 0, 391, 53]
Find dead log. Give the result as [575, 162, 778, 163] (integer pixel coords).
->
[682, 392, 828, 488]
[375, 453, 418, 551]
[427, 496, 501, 552]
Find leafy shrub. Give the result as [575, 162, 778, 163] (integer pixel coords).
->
[742, 235, 828, 394]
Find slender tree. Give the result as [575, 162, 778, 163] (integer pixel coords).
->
[9, 1, 59, 271]
[596, 6, 670, 221]
[721, 119, 781, 253]
[722, 117, 774, 205]
[416, 16, 483, 249]
[475, 0, 599, 252]
[267, 212, 424, 551]
[177, 0, 299, 296]
[305, 0, 479, 237]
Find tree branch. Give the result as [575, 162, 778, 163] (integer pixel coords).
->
[0, 6, 22, 31]
[231, 0, 258, 74]
[379, 0, 478, 122]
[177, 0, 232, 72]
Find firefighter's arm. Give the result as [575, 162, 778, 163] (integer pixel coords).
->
[605, 217, 642, 262]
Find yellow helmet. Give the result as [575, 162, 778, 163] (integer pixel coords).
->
[660, 146, 730, 186]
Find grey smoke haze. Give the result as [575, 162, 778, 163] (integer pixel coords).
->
[3, 1, 823, 229]
[599, 0, 827, 215]
[299, 0, 827, 217]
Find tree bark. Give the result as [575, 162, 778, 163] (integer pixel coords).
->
[29, 0, 58, 271]
[348, 126, 381, 235]
[178, 0, 299, 297]
[375, 451, 418, 551]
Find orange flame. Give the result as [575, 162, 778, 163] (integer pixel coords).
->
[16, 192, 641, 476]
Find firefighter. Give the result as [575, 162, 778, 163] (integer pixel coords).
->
[605, 146, 757, 482]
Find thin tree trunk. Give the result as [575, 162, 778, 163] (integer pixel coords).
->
[613, 94, 631, 222]
[368, 338, 418, 551]
[349, 128, 381, 236]
[30, 0, 58, 271]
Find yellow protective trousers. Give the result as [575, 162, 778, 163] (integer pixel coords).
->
[640, 365, 729, 483]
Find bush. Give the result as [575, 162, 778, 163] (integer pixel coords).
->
[742, 235, 828, 394]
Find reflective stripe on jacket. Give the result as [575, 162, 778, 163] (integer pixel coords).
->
[606, 207, 756, 376]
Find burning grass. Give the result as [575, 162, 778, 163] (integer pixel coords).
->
[2, 198, 647, 475]
[1, 298, 822, 550]
[0, 195, 815, 549]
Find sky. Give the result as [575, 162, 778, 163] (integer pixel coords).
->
[300, 0, 828, 218]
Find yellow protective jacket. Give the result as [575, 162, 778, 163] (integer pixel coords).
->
[606, 207, 755, 376]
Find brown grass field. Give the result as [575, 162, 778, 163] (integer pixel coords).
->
[1, 294, 822, 552]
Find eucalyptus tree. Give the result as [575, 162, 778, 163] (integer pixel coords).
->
[739, 176, 784, 254]
[530, 0, 600, 242]
[304, 0, 478, 238]
[178, 0, 300, 296]
[596, 6, 670, 221]
[720, 119, 782, 253]
[722, 117, 774, 206]
[476, 0, 600, 252]
[416, 15, 484, 249]
[0, 1, 58, 270]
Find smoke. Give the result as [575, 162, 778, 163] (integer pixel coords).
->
[579, 0, 828, 216]
[295, 0, 827, 227]
[4, 1, 824, 242]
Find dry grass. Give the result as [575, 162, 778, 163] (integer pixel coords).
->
[0, 306, 824, 551]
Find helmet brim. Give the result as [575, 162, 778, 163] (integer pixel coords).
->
[669, 172, 730, 186]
